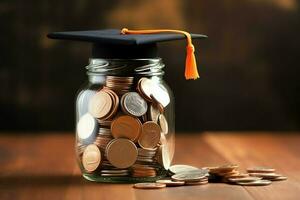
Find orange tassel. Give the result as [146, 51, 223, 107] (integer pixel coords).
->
[121, 28, 200, 80]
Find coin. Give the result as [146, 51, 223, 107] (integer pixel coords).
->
[151, 82, 170, 107]
[158, 114, 168, 135]
[133, 183, 166, 189]
[236, 180, 272, 186]
[138, 121, 161, 150]
[138, 78, 154, 101]
[249, 173, 282, 179]
[149, 104, 160, 123]
[171, 171, 207, 182]
[247, 167, 276, 173]
[77, 113, 98, 140]
[106, 138, 138, 169]
[111, 115, 142, 141]
[88, 90, 113, 119]
[269, 176, 288, 181]
[122, 92, 148, 117]
[82, 144, 101, 172]
[168, 165, 200, 175]
[185, 180, 208, 185]
[157, 144, 171, 170]
[156, 179, 185, 186]
[228, 176, 262, 182]
[209, 164, 239, 173]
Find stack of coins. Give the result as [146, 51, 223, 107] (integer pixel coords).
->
[105, 76, 134, 96]
[133, 164, 288, 189]
[76, 76, 171, 178]
[247, 167, 287, 181]
[132, 164, 157, 177]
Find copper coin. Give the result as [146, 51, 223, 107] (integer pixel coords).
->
[111, 115, 142, 141]
[185, 180, 208, 185]
[88, 90, 113, 119]
[133, 183, 166, 189]
[106, 138, 138, 169]
[138, 122, 161, 150]
[158, 114, 168, 135]
[82, 144, 101, 172]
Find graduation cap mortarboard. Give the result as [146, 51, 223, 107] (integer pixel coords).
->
[47, 28, 207, 80]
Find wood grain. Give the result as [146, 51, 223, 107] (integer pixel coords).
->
[0, 132, 299, 200]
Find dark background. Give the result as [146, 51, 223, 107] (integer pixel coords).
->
[1, 0, 300, 132]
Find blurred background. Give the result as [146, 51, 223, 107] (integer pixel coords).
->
[0, 0, 299, 132]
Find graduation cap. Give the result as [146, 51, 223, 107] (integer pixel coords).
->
[47, 28, 207, 80]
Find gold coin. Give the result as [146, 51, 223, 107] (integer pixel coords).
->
[88, 90, 113, 119]
[82, 144, 101, 172]
[106, 138, 138, 169]
[158, 114, 168, 135]
[111, 115, 142, 141]
[133, 183, 166, 189]
[138, 122, 161, 150]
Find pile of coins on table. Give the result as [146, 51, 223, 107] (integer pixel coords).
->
[76, 76, 172, 179]
[133, 164, 288, 189]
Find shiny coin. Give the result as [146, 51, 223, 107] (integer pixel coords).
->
[149, 104, 160, 123]
[168, 165, 200, 175]
[101, 173, 129, 177]
[82, 144, 101, 172]
[151, 83, 170, 107]
[247, 167, 276, 173]
[139, 78, 154, 101]
[156, 179, 185, 186]
[249, 173, 282, 179]
[106, 138, 138, 169]
[100, 169, 129, 174]
[171, 172, 207, 182]
[269, 176, 288, 181]
[133, 183, 166, 189]
[77, 113, 98, 140]
[88, 90, 113, 119]
[229, 176, 262, 182]
[236, 180, 272, 186]
[138, 122, 161, 150]
[122, 92, 148, 117]
[111, 115, 142, 141]
[158, 114, 168, 135]
[157, 144, 171, 170]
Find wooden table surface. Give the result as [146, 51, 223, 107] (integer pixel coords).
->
[0, 132, 299, 200]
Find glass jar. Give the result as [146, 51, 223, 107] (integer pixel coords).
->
[75, 58, 175, 183]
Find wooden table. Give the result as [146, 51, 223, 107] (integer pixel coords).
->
[0, 132, 299, 200]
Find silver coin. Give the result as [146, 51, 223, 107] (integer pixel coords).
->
[100, 169, 129, 174]
[229, 176, 262, 182]
[149, 104, 160, 123]
[249, 173, 282, 179]
[101, 173, 129, 177]
[123, 92, 148, 117]
[77, 113, 98, 140]
[171, 171, 207, 182]
[236, 180, 272, 186]
[159, 114, 168, 135]
[168, 165, 200, 174]
[151, 82, 170, 107]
